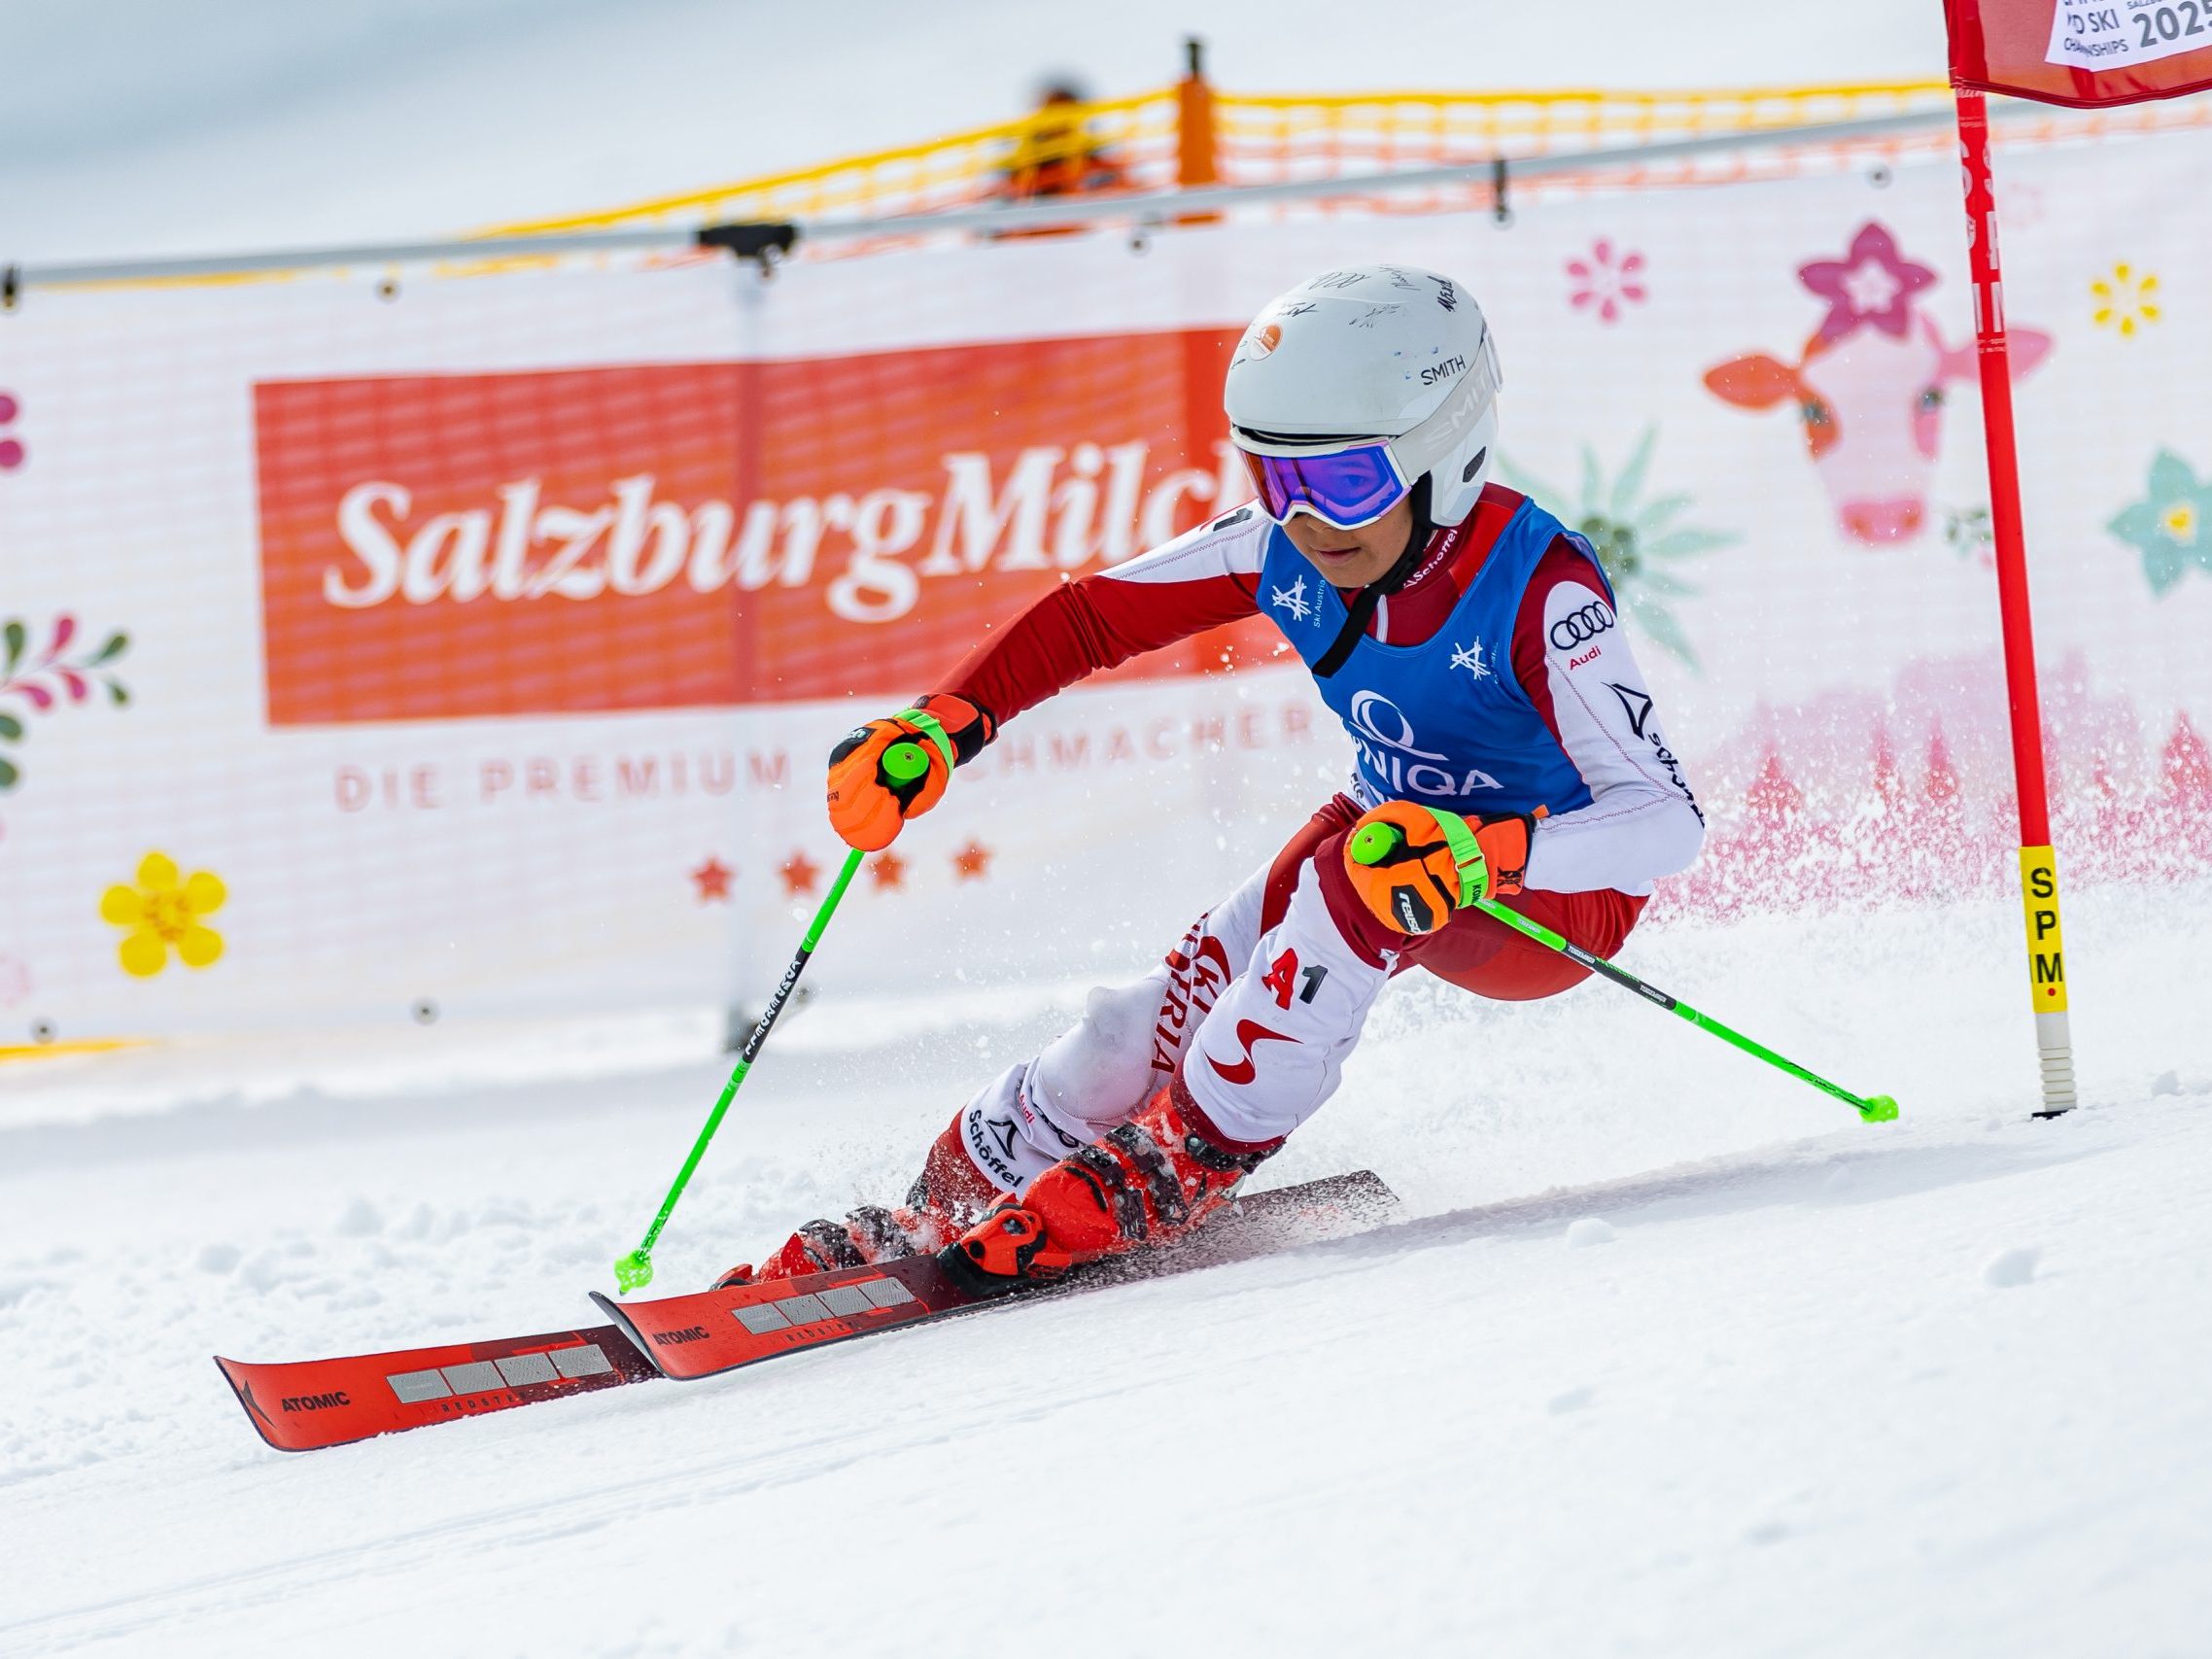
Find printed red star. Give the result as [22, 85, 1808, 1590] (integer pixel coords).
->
[778, 849, 820, 897]
[690, 856, 734, 902]
[870, 850, 908, 891]
[951, 840, 992, 881]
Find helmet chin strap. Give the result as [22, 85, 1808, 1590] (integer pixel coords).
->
[1312, 475, 1434, 678]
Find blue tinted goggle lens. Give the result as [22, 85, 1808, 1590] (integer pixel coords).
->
[1240, 441, 1406, 530]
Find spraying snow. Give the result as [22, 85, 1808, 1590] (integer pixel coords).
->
[5, 881, 2210, 1654]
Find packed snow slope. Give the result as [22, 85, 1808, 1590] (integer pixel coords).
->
[1, 0, 1955, 261]
[4, 882, 2211, 1656]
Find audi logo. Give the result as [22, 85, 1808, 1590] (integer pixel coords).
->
[1548, 601, 1616, 649]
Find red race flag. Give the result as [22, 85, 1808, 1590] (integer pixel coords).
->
[1947, 0, 2212, 104]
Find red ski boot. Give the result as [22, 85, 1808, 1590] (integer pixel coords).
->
[943, 1077, 1281, 1294]
[711, 1110, 1002, 1289]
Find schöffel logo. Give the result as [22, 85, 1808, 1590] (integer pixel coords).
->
[281, 1391, 351, 1411]
[253, 334, 1250, 724]
[965, 1108, 1024, 1189]
[653, 1326, 710, 1346]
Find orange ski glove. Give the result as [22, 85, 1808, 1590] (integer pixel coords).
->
[825, 693, 996, 850]
[1342, 801, 1537, 935]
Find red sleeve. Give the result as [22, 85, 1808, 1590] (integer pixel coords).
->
[1510, 538, 1611, 745]
[937, 562, 1260, 725]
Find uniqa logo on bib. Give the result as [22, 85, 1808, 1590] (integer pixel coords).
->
[1343, 691, 1503, 797]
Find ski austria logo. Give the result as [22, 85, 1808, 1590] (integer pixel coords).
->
[1343, 691, 1503, 798]
[1154, 929, 1235, 1072]
[1270, 573, 1316, 625]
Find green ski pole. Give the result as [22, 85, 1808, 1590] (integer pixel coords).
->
[612, 723, 950, 1294]
[1348, 816, 1899, 1124]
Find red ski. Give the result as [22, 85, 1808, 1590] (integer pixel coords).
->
[215, 1169, 1394, 1451]
[595, 1167, 1397, 1382]
[215, 1324, 657, 1453]
[595, 1253, 988, 1381]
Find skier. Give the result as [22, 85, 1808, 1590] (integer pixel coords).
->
[719, 264, 1706, 1292]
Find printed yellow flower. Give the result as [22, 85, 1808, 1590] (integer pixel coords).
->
[100, 851, 225, 977]
[2090, 262, 2160, 337]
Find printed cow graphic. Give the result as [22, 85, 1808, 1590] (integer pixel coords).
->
[1704, 222, 2051, 545]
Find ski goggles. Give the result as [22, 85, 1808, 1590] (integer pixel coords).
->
[1237, 439, 1410, 531]
[1232, 327, 1502, 531]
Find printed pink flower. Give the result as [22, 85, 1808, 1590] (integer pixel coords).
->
[0, 392, 22, 470]
[1798, 222, 1936, 346]
[1566, 239, 1648, 325]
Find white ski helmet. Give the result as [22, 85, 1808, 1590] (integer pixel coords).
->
[1225, 265, 1503, 529]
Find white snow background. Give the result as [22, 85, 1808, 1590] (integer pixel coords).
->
[6, 885, 2212, 1654]
[6, 4, 2212, 1656]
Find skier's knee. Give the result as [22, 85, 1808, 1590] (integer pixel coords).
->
[1031, 977, 1166, 1132]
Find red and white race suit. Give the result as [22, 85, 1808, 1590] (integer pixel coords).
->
[940, 485, 1706, 1189]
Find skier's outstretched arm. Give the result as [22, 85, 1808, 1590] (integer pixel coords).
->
[1510, 543, 1707, 896]
[936, 508, 1269, 725]
[829, 509, 1268, 849]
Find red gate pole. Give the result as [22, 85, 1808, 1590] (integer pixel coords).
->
[1953, 85, 2076, 1117]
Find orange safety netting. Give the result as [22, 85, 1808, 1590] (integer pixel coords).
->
[484, 91, 1183, 235]
[480, 82, 1969, 237]
[473, 77, 2212, 247]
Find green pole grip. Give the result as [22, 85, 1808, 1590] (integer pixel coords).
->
[881, 740, 930, 785]
[1347, 812, 1486, 906]
[1348, 821, 1403, 867]
[893, 708, 956, 773]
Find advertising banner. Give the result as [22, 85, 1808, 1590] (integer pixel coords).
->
[5, 121, 2212, 1043]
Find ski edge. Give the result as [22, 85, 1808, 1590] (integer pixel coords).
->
[596, 1166, 1400, 1385]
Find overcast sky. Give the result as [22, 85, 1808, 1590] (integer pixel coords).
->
[0, 0, 1956, 261]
